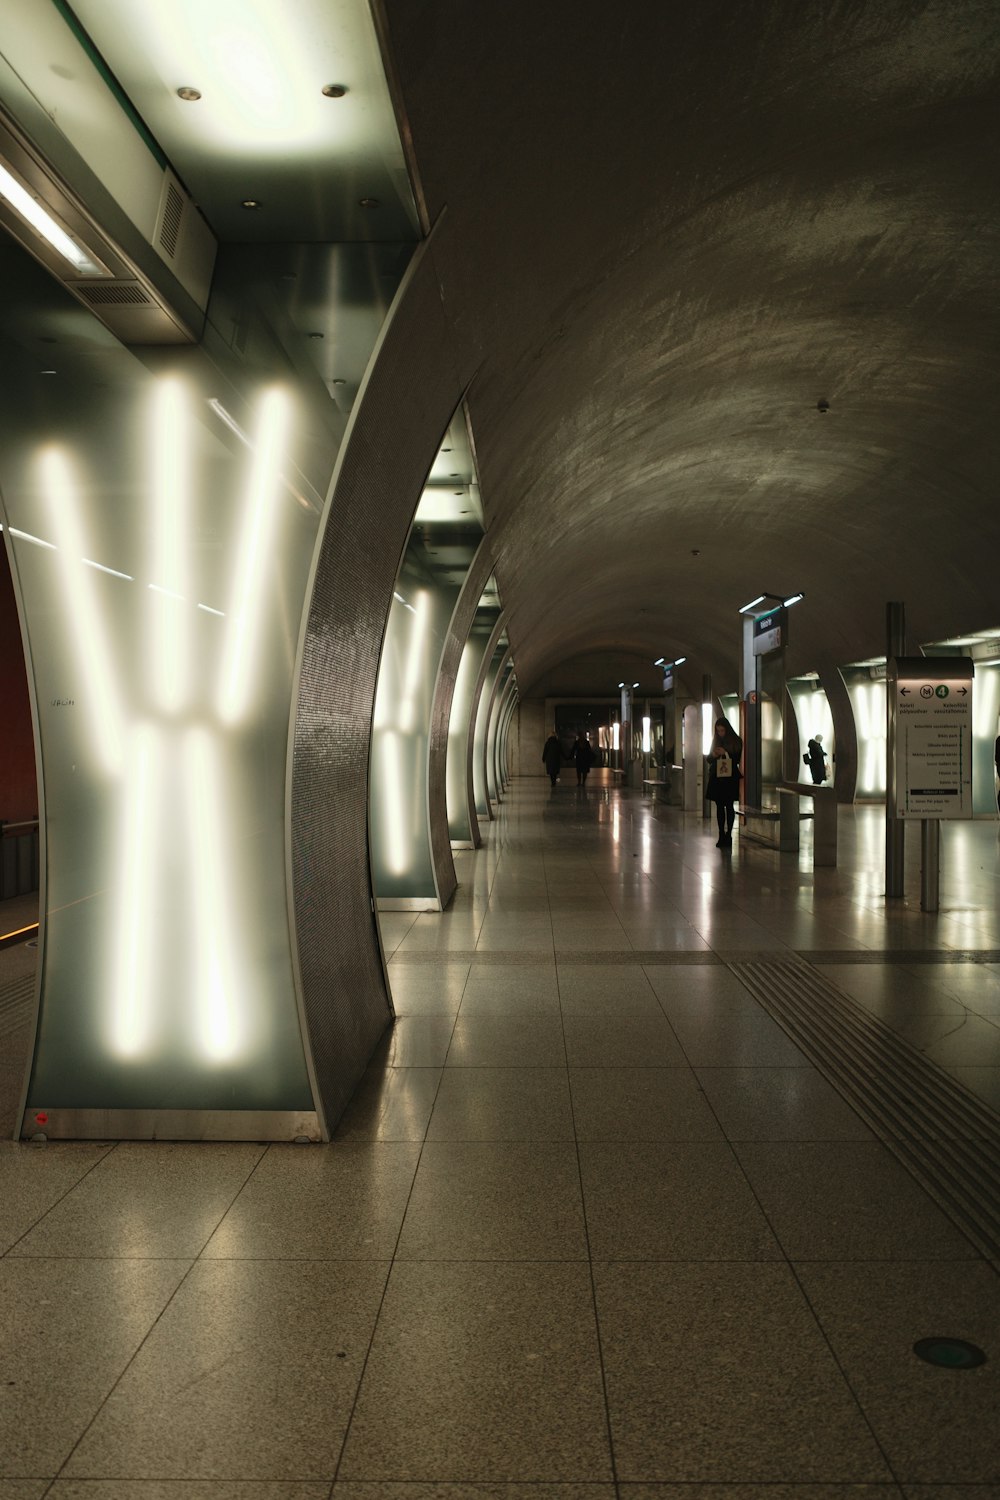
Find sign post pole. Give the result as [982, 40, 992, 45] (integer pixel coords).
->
[885, 602, 906, 898]
[921, 820, 940, 913]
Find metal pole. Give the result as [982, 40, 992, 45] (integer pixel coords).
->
[885, 601, 906, 897]
[920, 819, 940, 912]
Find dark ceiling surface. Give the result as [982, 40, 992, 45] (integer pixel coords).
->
[379, 0, 1000, 695]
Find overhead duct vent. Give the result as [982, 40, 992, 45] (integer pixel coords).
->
[156, 173, 186, 260]
[0, 109, 215, 345]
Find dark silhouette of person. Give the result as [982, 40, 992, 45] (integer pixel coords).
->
[706, 716, 742, 847]
[805, 734, 827, 785]
[542, 729, 562, 786]
[573, 731, 595, 786]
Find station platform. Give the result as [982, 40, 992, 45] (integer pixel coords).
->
[0, 779, 998, 1489]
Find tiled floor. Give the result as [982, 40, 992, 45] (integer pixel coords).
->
[1, 776, 999, 1496]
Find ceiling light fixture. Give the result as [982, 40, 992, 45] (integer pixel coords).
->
[322, 84, 348, 98]
[738, 594, 767, 615]
[0, 160, 108, 276]
[654, 657, 665, 666]
[782, 592, 805, 608]
[176, 87, 202, 101]
[358, 197, 380, 208]
[241, 199, 262, 210]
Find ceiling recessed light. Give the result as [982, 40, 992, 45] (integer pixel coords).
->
[358, 197, 380, 209]
[322, 83, 348, 98]
[441, 447, 451, 452]
[176, 87, 201, 101]
[308, 331, 324, 339]
[453, 490, 463, 496]
[40, 368, 57, 375]
[332, 378, 345, 386]
[241, 199, 262, 210]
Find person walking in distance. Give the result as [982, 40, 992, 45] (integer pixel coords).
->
[542, 728, 562, 787]
[573, 730, 595, 786]
[706, 716, 742, 847]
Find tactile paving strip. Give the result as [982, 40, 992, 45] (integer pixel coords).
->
[0, 974, 34, 1037]
[731, 957, 1000, 1261]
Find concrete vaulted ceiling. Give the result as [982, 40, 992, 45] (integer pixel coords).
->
[377, 0, 1000, 695]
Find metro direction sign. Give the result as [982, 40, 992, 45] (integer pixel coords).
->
[752, 607, 786, 656]
[890, 657, 974, 819]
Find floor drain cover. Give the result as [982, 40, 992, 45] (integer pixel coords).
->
[913, 1337, 987, 1369]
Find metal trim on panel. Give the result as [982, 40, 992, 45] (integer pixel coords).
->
[289, 220, 475, 1137]
[376, 896, 440, 912]
[484, 651, 512, 805]
[467, 611, 507, 827]
[429, 529, 494, 884]
[2, 500, 49, 1142]
[21, 1109, 321, 1142]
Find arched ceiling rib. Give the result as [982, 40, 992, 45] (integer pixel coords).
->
[380, 0, 1000, 690]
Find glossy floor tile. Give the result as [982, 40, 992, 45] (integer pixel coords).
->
[2, 783, 999, 1490]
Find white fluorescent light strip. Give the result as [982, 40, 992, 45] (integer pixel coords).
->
[83, 558, 133, 580]
[151, 382, 190, 714]
[783, 592, 804, 607]
[208, 397, 314, 512]
[111, 723, 161, 1057]
[40, 448, 123, 776]
[218, 389, 290, 723]
[8, 526, 56, 550]
[739, 594, 767, 614]
[702, 702, 714, 756]
[381, 731, 409, 876]
[198, 603, 225, 617]
[207, 398, 250, 446]
[185, 728, 243, 1060]
[0, 161, 104, 275]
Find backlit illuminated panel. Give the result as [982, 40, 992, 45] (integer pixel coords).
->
[485, 658, 512, 805]
[447, 586, 500, 845]
[787, 678, 835, 782]
[447, 636, 483, 842]
[370, 575, 459, 906]
[842, 672, 887, 799]
[3, 365, 323, 1129]
[149, 380, 190, 715]
[473, 640, 507, 817]
[972, 664, 1000, 816]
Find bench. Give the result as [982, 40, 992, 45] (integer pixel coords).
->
[739, 783, 837, 866]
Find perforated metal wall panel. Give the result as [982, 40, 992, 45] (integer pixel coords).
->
[290, 238, 468, 1133]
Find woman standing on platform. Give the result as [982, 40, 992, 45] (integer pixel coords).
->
[707, 716, 742, 847]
